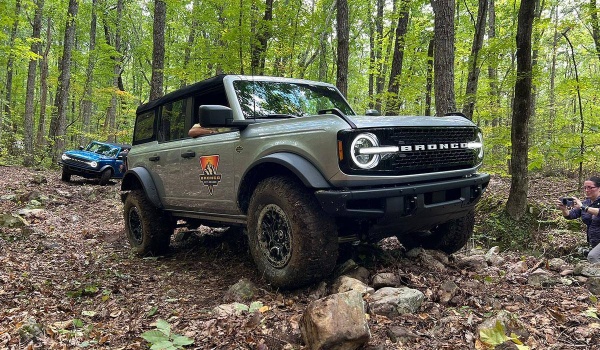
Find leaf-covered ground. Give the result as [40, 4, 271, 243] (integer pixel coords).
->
[1, 166, 599, 349]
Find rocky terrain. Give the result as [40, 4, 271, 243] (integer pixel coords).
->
[1, 166, 599, 349]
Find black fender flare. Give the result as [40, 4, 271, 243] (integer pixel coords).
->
[99, 165, 114, 175]
[121, 167, 163, 209]
[246, 153, 331, 189]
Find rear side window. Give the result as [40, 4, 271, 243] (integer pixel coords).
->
[159, 99, 187, 142]
[133, 110, 156, 145]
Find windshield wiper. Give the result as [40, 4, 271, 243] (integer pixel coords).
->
[257, 113, 298, 119]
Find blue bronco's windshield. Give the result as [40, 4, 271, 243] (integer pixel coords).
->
[85, 142, 120, 157]
[233, 80, 355, 119]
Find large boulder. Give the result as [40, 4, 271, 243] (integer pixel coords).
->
[300, 290, 370, 350]
[368, 287, 424, 318]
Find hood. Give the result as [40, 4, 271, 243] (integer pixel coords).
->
[64, 150, 110, 161]
[345, 114, 476, 129]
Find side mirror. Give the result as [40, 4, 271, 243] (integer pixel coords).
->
[199, 105, 254, 129]
[78, 145, 84, 150]
[365, 109, 380, 116]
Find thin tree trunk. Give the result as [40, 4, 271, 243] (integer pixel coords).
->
[368, 0, 375, 108]
[425, 38, 434, 116]
[386, 0, 410, 115]
[462, 0, 488, 120]
[150, 0, 166, 100]
[251, 0, 273, 74]
[336, 0, 349, 96]
[590, 0, 600, 62]
[80, 0, 97, 146]
[374, 0, 384, 111]
[431, 0, 457, 116]
[105, 0, 123, 142]
[36, 17, 51, 151]
[48, 0, 79, 163]
[23, 0, 44, 166]
[506, 0, 535, 220]
[2, 0, 22, 138]
[487, 0, 499, 127]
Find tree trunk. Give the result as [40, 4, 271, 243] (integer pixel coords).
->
[36, 17, 51, 151]
[590, 0, 600, 62]
[374, 0, 384, 111]
[506, 0, 536, 220]
[431, 0, 457, 116]
[461, 0, 488, 120]
[251, 0, 273, 74]
[104, 0, 123, 143]
[368, 0, 375, 108]
[487, 0, 500, 127]
[425, 38, 434, 116]
[80, 0, 97, 146]
[150, 0, 166, 101]
[336, 0, 349, 96]
[48, 0, 79, 163]
[2, 0, 22, 138]
[23, 0, 44, 167]
[386, 0, 410, 115]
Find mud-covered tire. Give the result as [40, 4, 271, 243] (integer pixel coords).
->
[123, 190, 173, 256]
[98, 169, 111, 185]
[61, 168, 71, 182]
[398, 211, 475, 254]
[247, 176, 338, 288]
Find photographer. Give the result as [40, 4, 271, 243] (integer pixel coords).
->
[558, 176, 600, 264]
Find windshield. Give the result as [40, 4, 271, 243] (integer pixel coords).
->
[85, 142, 119, 157]
[233, 80, 355, 119]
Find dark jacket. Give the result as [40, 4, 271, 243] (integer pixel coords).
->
[566, 198, 600, 246]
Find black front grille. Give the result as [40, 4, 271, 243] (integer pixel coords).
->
[339, 127, 479, 176]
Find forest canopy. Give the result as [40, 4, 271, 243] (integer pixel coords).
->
[0, 0, 599, 176]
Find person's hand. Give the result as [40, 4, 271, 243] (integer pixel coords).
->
[573, 198, 583, 209]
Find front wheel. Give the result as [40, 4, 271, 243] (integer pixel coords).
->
[98, 169, 112, 185]
[123, 190, 174, 256]
[398, 211, 475, 254]
[247, 176, 338, 288]
[61, 168, 71, 182]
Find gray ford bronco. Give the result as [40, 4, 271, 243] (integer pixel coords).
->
[121, 75, 489, 288]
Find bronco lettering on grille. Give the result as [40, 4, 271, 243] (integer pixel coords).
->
[399, 143, 468, 152]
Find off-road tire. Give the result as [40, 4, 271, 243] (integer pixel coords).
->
[247, 176, 338, 288]
[398, 211, 475, 254]
[123, 190, 173, 256]
[61, 168, 71, 182]
[98, 169, 112, 185]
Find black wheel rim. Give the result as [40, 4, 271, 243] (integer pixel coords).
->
[257, 204, 292, 268]
[128, 206, 143, 245]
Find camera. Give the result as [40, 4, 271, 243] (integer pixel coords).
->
[560, 197, 575, 206]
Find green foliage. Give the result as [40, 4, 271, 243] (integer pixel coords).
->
[479, 321, 529, 350]
[141, 319, 194, 350]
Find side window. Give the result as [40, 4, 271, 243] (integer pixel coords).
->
[133, 110, 156, 145]
[159, 99, 187, 142]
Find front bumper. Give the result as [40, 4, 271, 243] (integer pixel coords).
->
[58, 160, 102, 178]
[315, 173, 490, 237]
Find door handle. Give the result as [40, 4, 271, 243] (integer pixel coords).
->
[181, 150, 196, 158]
[149, 155, 160, 161]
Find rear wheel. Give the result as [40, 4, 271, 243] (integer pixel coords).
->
[98, 169, 112, 185]
[247, 176, 338, 288]
[123, 190, 174, 256]
[398, 211, 475, 254]
[61, 168, 71, 182]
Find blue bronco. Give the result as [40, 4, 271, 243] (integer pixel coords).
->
[59, 141, 131, 185]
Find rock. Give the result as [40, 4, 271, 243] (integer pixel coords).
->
[300, 290, 370, 350]
[574, 262, 600, 277]
[508, 260, 528, 274]
[310, 281, 329, 300]
[1, 194, 16, 201]
[386, 325, 420, 343]
[457, 255, 487, 271]
[419, 251, 447, 271]
[478, 310, 529, 343]
[548, 258, 569, 272]
[528, 268, 558, 287]
[0, 214, 26, 228]
[335, 259, 359, 277]
[484, 246, 500, 260]
[331, 276, 374, 296]
[343, 266, 370, 284]
[372, 273, 401, 289]
[17, 318, 44, 344]
[437, 280, 459, 304]
[405, 247, 425, 258]
[17, 208, 46, 218]
[31, 175, 47, 184]
[224, 278, 258, 302]
[425, 250, 450, 265]
[585, 277, 600, 295]
[368, 287, 424, 318]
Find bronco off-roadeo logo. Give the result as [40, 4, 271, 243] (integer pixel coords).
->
[199, 155, 222, 195]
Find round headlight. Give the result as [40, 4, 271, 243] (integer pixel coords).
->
[61, 153, 68, 161]
[351, 133, 380, 169]
[90, 161, 98, 168]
